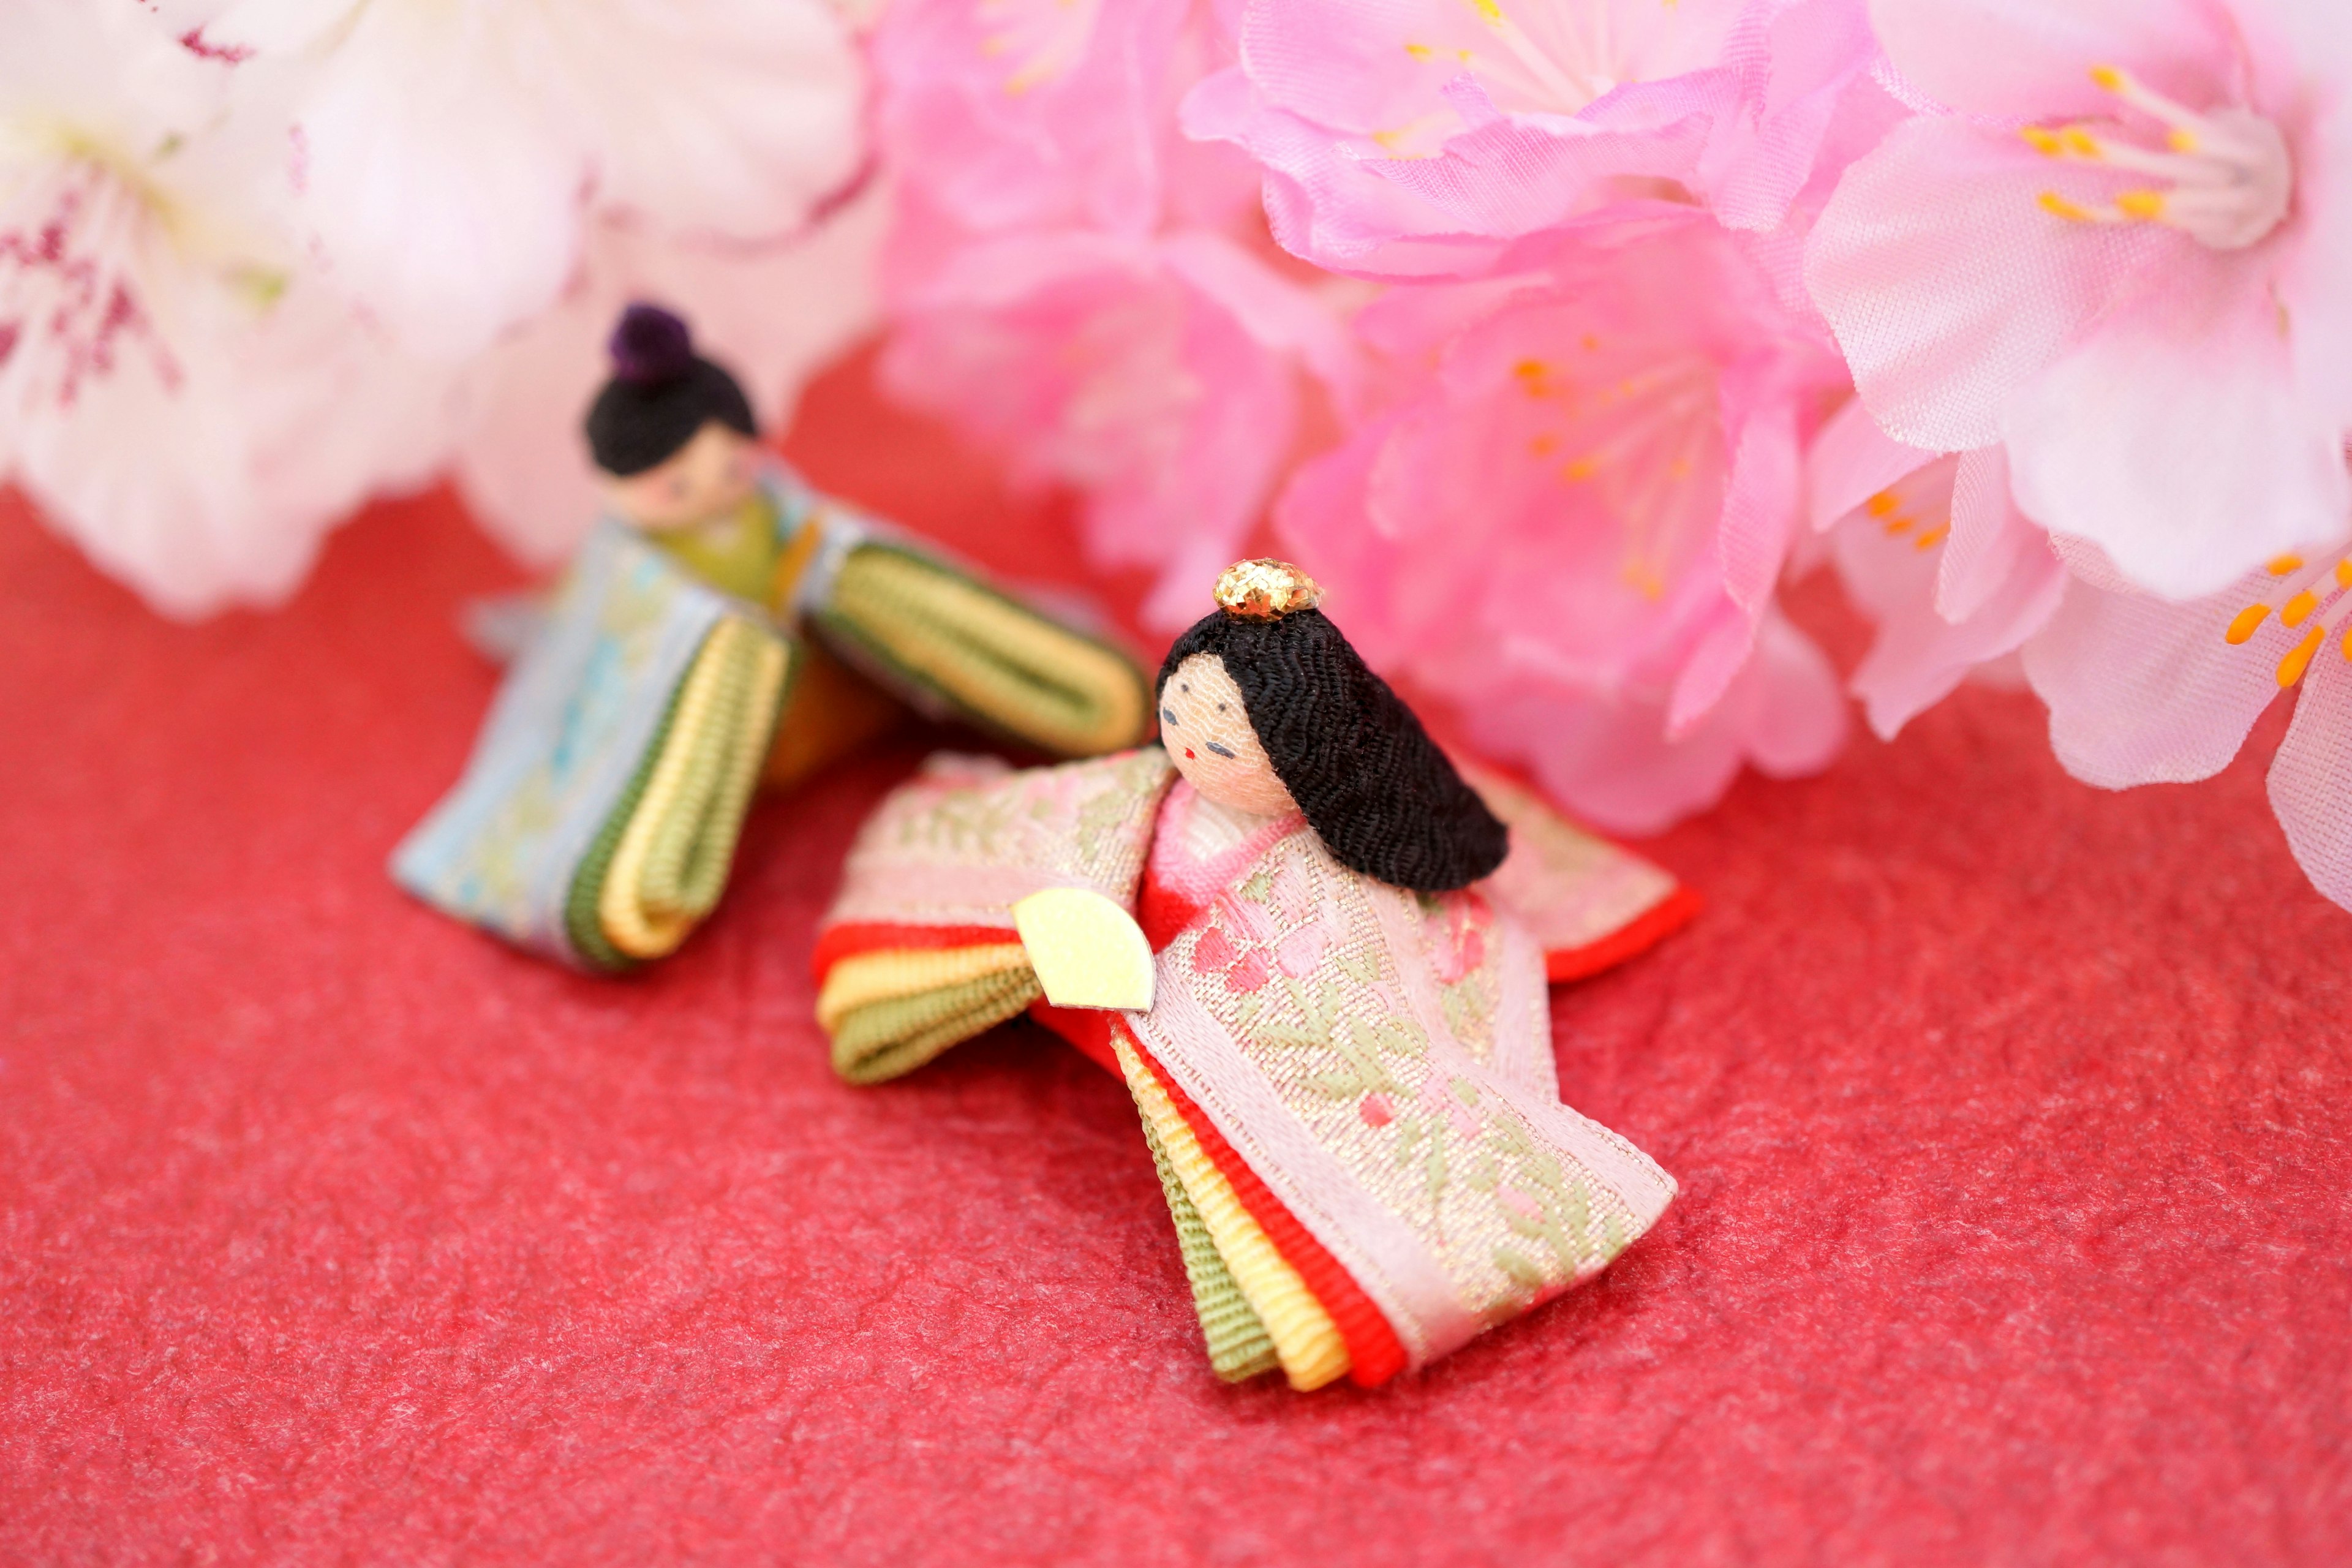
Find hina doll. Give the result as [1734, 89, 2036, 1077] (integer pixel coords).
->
[813, 560, 1696, 1389]
[394, 304, 1152, 973]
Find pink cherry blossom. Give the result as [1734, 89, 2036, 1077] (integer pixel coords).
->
[146, 0, 870, 358]
[450, 193, 885, 567]
[0, 0, 449, 617]
[872, 0, 1336, 627]
[2021, 524, 2352, 913]
[1809, 401, 2067, 738]
[1185, 0, 1892, 281]
[873, 0, 1261, 239]
[1275, 210, 1849, 832]
[1806, 0, 2352, 600]
[878, 222, 1359, 628]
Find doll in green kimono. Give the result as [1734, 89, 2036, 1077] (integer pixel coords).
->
[393, 304, 1152, 972]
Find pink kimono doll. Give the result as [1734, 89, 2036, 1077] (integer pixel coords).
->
[812, 562, 1696, 1389]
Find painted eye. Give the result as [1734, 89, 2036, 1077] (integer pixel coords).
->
[1159, 707, 1179, 728]
[1204, 741, 1236, 759]
[1216, 703, 1227, 712]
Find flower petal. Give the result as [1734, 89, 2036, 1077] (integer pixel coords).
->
[1805, 114, 2163, 451]
[1803, 396, 1939, 535]
[2266, 652, 2352, 915]
[1866, 0, 2233, 121]
[2021, 557, 2287, 788]
[288, 4, 585, 358]
[2003, 270, 2352, 600]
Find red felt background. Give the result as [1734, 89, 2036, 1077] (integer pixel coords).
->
[4, 351, 2348, 1566]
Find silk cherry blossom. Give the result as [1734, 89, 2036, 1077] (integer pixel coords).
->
[1186, 0, 1891, 281]
[1806, 0, 2352, 600]
[874, 0, 1260, 238]
[0, 0, 448, 617]
[2021, 524, 2352, 912]
[144, 0, 870, 358]
[1807, 401, 2067, 737]
[872, 0, 1350, 627]
[1275, 210, 1849, 831]
[879, 220, 1359, 630]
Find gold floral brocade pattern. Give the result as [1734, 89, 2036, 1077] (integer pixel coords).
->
[1148, 826, 1668, 1337]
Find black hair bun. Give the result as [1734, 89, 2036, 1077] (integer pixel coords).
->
[609, 303, 696, 387]
[585, 303, 758, 476]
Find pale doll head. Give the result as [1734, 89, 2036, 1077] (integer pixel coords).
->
[586, 303, 760, 531]
[1159, 652, 1299, 816]
[1155, 561, 1507, 894]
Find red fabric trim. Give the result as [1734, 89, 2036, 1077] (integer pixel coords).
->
[1544, 886, 1703, 984]
[1026, 1001, 1122, 1077]
[1115, 1020, 1411, 1389]
[809, 921, 1016, 984]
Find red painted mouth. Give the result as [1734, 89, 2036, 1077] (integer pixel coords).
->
[1183, 748, 1196, 760]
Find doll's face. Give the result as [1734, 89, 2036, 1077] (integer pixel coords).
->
[601, 421, 758, 530]
[1159, 653, 1298, 816]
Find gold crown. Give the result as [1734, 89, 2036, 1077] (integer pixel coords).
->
[1215, 559, 1323, 619]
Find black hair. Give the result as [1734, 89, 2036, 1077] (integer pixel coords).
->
[1158, 606, 1506, 892]
[583, 303, 757, 476]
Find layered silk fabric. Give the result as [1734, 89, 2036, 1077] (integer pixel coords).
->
[396, 467, 1150, 971]
[814, 747, 1689, 1383]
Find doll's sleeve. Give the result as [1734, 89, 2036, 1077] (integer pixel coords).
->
[804, 537, 1152, 759]
[813, 748, 1174, 1082]
[392, 522, 793, 971]
[1456, 761, 1702, 981]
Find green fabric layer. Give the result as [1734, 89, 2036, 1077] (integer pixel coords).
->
[561, 618, 793, 974]
[812, 543, 1147, 758]
[829, 966, 1045, 1086]
[1136, 1109, 1280, 1384]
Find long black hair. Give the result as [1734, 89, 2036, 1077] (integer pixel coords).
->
[1158, 606, 1506, 892]
[584, 303, 756, 476]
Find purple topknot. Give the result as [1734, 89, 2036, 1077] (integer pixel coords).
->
[608, 303, 695, 387]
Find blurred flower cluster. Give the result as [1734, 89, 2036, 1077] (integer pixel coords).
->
[10, 0, 2352, 910]
[0, 0, 876, 611]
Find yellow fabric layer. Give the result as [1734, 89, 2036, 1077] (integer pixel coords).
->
[823, 547, 1148, 758]
[1113, 1033, 1351, 1392]
[598, 619, 787, 959]
[815, 943, 1030, 1035]
[828, 965, 1043, 1086]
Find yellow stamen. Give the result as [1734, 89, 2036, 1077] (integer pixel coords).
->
[2335, 559, 2352, 589]
[2167, 127, 2198, 153]
[2269, 553, 2304, 575]
[2342, 625, 2352, 664]
[2088, 64, 2124, 92]
[1405, 42, 1433, 59]
[1471, 0, 1502, 21]
[2283, 590, 2321, 627]
[2064, 127, 2101, 159]
[2022, 126, 2065, 157]
[1528, 434, 1557, 456]
[1913, 524, 1950, 550]
[1562, 457, 1597, 482]
[2116, 189, 2166, 220]
[2226, 604, 2271, 644]
[2278, 625, 2323, 687]
[2040, 191, 2094, 222]
[1883, 515, 1913, 536]
[1864, 489, 1900, 519]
